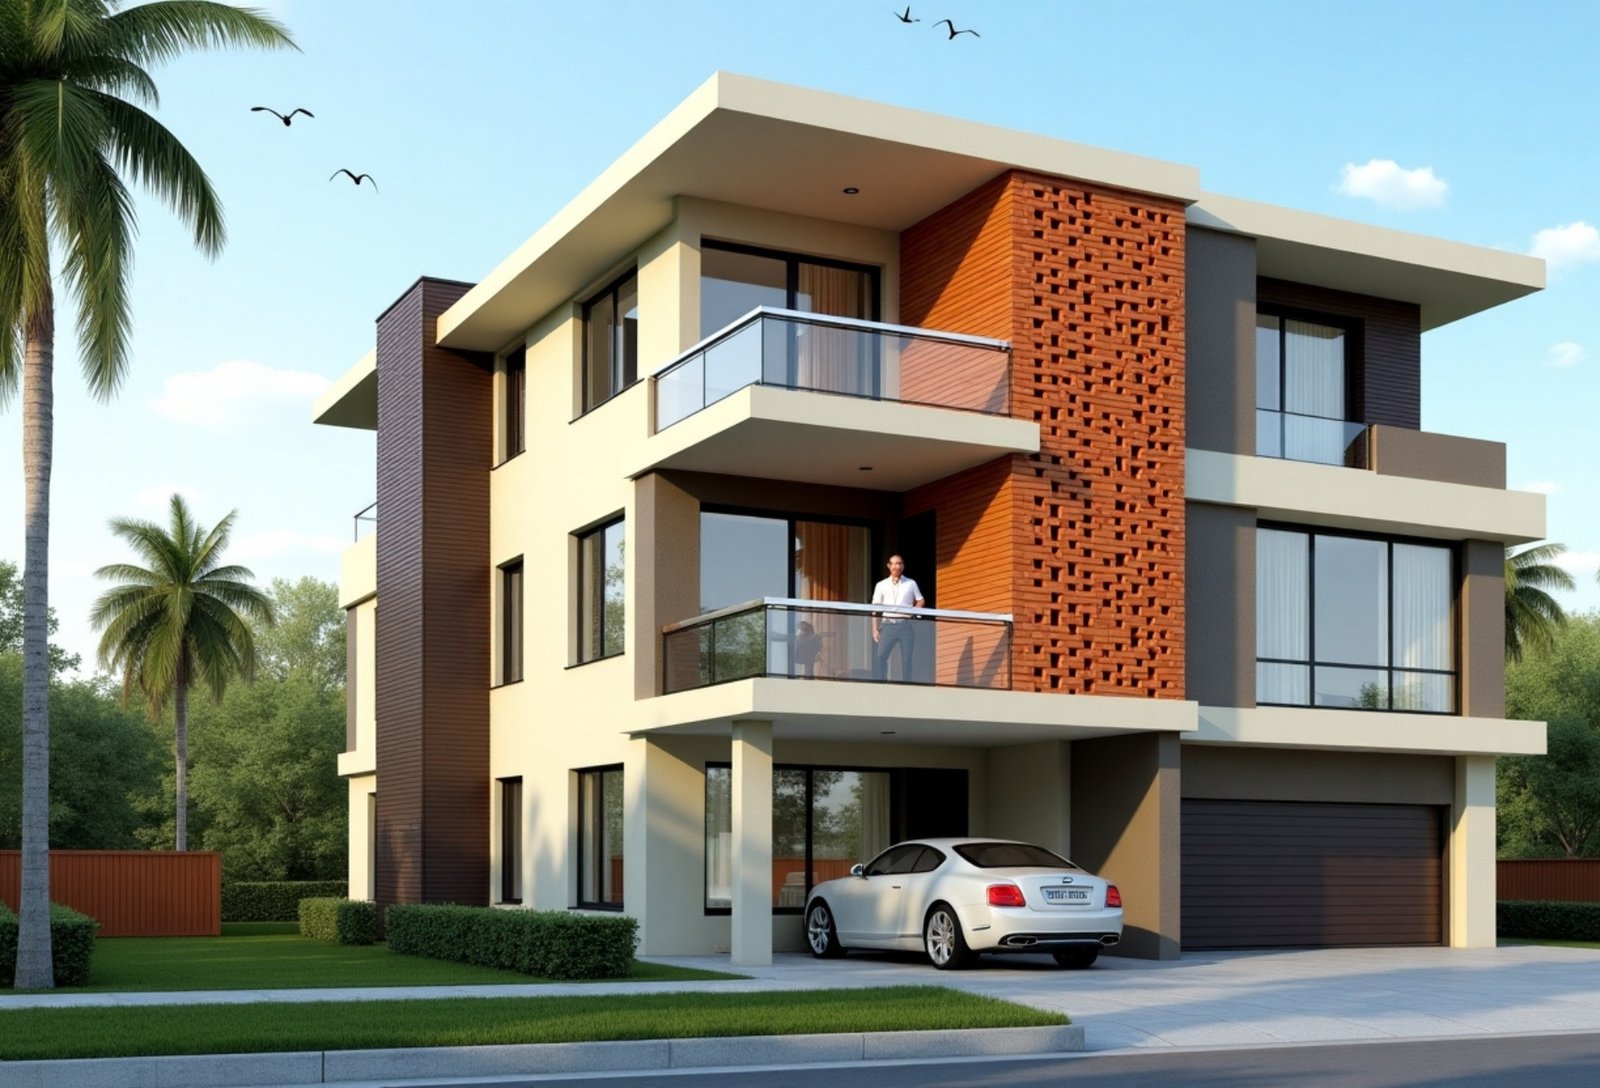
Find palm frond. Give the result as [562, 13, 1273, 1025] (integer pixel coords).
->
[104, 1, 297, 66]
[91, 89, 223, 258]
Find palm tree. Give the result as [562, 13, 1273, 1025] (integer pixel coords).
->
[0, 1, 292, 988]
[1506, 543, 1574, 662]
[92, 494, 274, 855]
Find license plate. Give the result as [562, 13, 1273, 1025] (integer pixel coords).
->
[1043, 888, 1089, 903]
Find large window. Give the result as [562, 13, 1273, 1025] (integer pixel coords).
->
[700, 241, 878, 337]
[582, 270, 638, 412]
[498, 777, 523, 904]
[577, 518, 625, 663]
[499, 559, 523, 684]
[1256, 313, 1361, 465]
[577, 766, 624, 909]
[704, 765, 892, 911]
[699, 511, 872, 613]
[1257, 526, 1455, 713]
[502, 347, 525, 460]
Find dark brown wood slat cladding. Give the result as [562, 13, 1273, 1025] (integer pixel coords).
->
[1181, 799, 1443, 949]
[374, 278, 492, 918]
[1256, 278, 1421, 430]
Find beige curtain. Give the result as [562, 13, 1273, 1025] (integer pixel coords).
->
[796, 264, 870, 395]
[794, 521, 871, 678]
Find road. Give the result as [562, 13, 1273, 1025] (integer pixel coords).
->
[391, 1031, 1600, 1088]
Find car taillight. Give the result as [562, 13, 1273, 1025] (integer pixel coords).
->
[987, 883, 1027, 908]
[1105, 884, 1122, 908]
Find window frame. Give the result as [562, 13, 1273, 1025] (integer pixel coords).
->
[575, 516, 625, 665]
[498, 776, 523, 905]
[700, 239, 882, 334]
[1256, 307, 1357, 423]
[1255, 522, 1459, 714]
[580, 268, 639, 414]
[575, 765, 625, 911]
[498, 557, 524, 685]
[698, 505, 880, 610]
[501, 346, 526, 463]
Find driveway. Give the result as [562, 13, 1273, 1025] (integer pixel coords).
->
[649, 944, 1600, 1051]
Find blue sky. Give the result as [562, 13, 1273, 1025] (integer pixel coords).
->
[4, 0, 1599, 669]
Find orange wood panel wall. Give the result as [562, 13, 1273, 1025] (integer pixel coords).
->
[0, 850, 221, 936]
[901, 170, 1187, 697]
[1498, 859, 1600, 902]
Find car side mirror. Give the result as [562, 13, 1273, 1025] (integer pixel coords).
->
[850, 863, 865, 878]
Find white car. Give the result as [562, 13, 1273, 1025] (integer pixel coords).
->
[803, 838, 1123, 970]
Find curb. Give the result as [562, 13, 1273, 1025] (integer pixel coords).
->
[0, 1025, 1084, 1086]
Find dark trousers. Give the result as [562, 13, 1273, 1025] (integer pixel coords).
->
[874, 621, 916, 681]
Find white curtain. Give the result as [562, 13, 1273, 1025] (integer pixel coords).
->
[858, 773, 892, 861]
[1283, 320, 1344, 419]
[1393, 544, 1452, 671]
[1256, 529, 1310, 704]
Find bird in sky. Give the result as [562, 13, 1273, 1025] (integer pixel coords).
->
[329, 169, 379, 192]
[894, 6, 919, 22]
[251, 106, 313, 126]
[935, 19, 979, 38]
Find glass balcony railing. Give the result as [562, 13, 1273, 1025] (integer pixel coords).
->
[1256, 410, 1368, 467]
[353, 501, 377, 541]
[652, 307, 1011, 432]
[661, 597, 1013, 695]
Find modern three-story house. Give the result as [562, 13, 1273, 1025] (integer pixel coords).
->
[314, 73, 1547, 965]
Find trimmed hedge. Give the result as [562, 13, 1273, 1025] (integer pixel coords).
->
[1498, 899, 1600, 941]
[222, 881, 346, 922]
[386, 904, 638, 980]
[298, 898, 378, 945]
[0, 902, 100, 987]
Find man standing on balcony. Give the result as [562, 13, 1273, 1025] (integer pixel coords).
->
[871, 555, 925, 682]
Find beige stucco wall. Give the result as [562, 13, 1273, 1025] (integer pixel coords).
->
[346, 773, 376, 902]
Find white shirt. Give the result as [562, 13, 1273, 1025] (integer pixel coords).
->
[872, 576, 924, 621]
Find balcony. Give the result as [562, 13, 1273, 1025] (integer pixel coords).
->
[353, 500, 377, 541]
[1255, 410, 1367, 467]
[662, 598, 1012, 695]
[626, 310, 1038, 491]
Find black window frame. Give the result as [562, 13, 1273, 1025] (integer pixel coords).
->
[498, 558, 524, 685]
[498, 776, 523, 905]
[700, 239, 882, 332]
[1256, 307, 1357, 423]
[502, 346, 526, 462]
[575, 516, 625, 665]
[1255, 522, 1459, 715]
[580, 268, 639, 414]
[576, 764, 625, 911]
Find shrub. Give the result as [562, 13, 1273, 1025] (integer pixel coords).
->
[386, 904, 638, 980]
[298, 897, 378, 945]
[1498, 899, 1600, 941]
[0, 902, 100, 987]
[222, 881, 346, 922]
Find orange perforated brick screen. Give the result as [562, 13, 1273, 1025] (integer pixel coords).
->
[902, 171, 1186, 697]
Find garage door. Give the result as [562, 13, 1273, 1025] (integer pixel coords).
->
[1182, 799, 1442, 949]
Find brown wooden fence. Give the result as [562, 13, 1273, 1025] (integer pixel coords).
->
[0, 850, 221, 936]
[1498, 859, 1600, 903]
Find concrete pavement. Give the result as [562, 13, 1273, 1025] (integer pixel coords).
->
[3, 944, 1600, 1085]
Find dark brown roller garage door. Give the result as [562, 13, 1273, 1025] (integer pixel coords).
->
[1182, 799, 1443, 949]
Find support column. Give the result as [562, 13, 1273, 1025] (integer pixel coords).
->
[731, 719, 773, 966]
[1450, 754, 1497, 948]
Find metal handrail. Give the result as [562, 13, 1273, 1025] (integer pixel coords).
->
[661, 596, 1013, 634]
[352, 500, 377, 541]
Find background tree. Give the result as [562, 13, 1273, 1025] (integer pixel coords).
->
[0, 0, 293, 989]
[91, 494, 274, 852]
[136, 577, 347, 879]
[1505, 543, 1574, 662]
[1501, 613, 1600, 857]
[0, 560, 78, 675]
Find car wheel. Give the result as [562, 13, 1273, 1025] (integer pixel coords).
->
[1052, 948, 1099, 969]
[924, 903, 974, 970]
[806, 900, 845, 958]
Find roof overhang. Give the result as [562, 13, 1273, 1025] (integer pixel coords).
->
[436, 72, 1202, 352]
[312, 349, 377, 430]
[1189, 194, 1544, 331]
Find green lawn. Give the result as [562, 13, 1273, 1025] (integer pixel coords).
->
[65, 927, 737, 992]
[0, 987, 1065, 1061]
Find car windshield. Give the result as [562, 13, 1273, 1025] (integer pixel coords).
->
[953, 842, 1078, 869]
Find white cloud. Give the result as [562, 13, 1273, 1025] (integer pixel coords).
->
[1522, 481, 1560, 495]
[132, 484, 206, 513]
[1555, 549, 1600, 580]
[1547, 341, 1586, 368]
[148, 360, 329, 428]
[1335, 159, 1448, 211]
[1530, 221, 1600, 269]
[229, 529, 348, 562]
